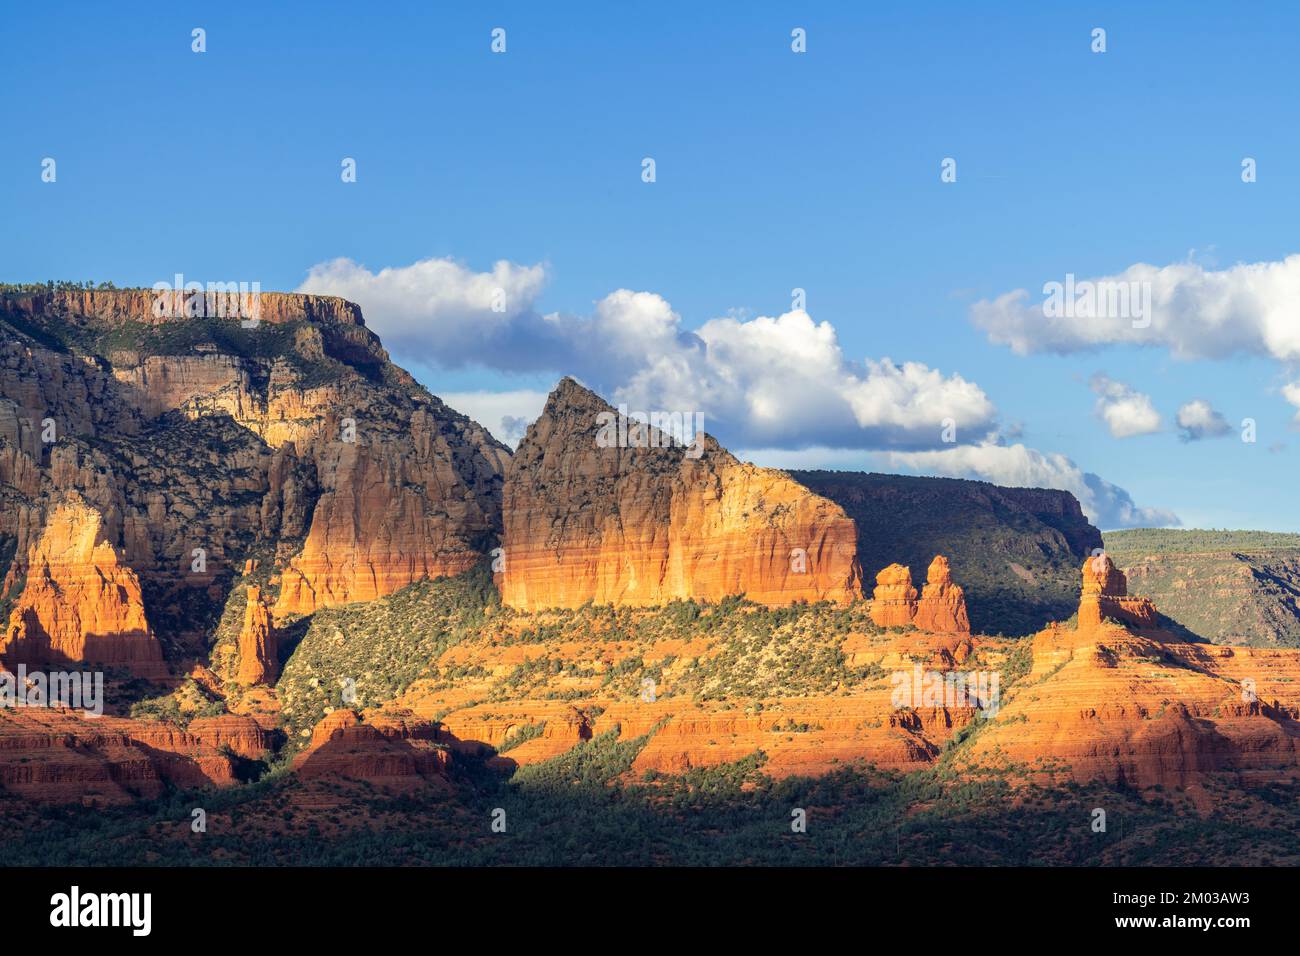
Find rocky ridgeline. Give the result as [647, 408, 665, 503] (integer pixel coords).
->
[499, 378, 860, 609]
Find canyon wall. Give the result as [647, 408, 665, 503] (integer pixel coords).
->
[0, 289, 510, 672]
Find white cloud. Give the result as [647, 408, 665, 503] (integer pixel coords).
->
[301, 254, 1178, 530]
[437, 389, 548, 448]
[1284, 382, 1300, 427]
[1175, 399, 1232, 441]
[1089, 374, 1162, 438]
[300, 257, 998, 451]
[972, 254, 1300, 361]
[882, 442, 1181, 530]
[298, 256, 548, 364]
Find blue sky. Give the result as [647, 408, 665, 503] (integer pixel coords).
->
[3, 1, 1299, 530]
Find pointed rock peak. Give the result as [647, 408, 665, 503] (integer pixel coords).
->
[926, 555, 954, 585]
[542, 377, 612, 418]
[916, 555, 970, 634]
[525, 377, 714, 463]
[501, 379, 861, 610]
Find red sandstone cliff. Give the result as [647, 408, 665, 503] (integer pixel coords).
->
[0, 494, 166, 677]
[498, 378, 860, 609]
[0, 290, 510, 671]
[0, 707, 241, 804]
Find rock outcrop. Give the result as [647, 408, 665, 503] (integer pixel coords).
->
[498, 378, 860, 610]
[1078, 553, 1159, 631]
[0, 289, 511, 667]
[187, 714, 274, 760]
[914, 555, 971, 633]
[968, 621, 1300, 790]
[235, 586, 278, 685]
[0, 495, 166, 677]
[790, 470, 1103, 636]
[869, 564, 918, 628]
[0, 707, 240, 804]
[291, 709, 452, 787]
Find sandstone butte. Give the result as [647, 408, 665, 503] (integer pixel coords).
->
[498, 377, 860, 610]
[0, 289, 510, 660]
[0, 493, 166, 678]
[235, 585, 278, 685]
[869, 556, 970, 633]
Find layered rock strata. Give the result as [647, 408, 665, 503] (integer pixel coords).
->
[499, 378, 860, 610]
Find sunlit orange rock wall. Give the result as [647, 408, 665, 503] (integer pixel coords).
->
[499, 379, 860, 610]
[0, 495, 166, 677]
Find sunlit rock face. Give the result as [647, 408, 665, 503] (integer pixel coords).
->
[499, 378, 861, 610]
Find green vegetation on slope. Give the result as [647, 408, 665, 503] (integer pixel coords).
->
[1104, 529, 1300, 647]
[1106, 528, 1300, 554]
[276, 568, 501, 753]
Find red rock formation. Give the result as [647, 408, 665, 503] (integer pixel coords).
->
[187, 714, 274, 760]
[0, 495, 166, 677]
[499, 379, 859, 610]
[870, 563, 918, 628]
[0, 707, 239, 804]
[0, 290, 510, 648]
[235, 586, 278, 686]
[913, 555, 971, 633]
[273, 428, 499, 617]
[969, 622, 1300, 789]
[1079, 554, 1158, 631]
[291, 709, 452, 787]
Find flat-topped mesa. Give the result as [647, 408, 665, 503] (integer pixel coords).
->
[914, 555, 971, 633]
[869, 564, 918, 628]
[2, 288, 364, 330]
[1078, 553, 1159, 631]
[0, 494, 166, 678]
[1, 287, 511, 628]
[499, 378, 860, 610]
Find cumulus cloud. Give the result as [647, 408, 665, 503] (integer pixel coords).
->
[437, 389, 548, 448]
[298, 256, 550, 366]
[1089, 374, 1162, 438]
[300, 257, 997, 451]
[1284, 382, 1300, 427]
[302, 254, 1178, 528]
[882, 442, 1181, 530]
[972, 254, 1300, 361]
[1175, 399, 1232, 441]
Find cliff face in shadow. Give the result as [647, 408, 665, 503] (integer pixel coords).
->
[789, 470, 1102, 636]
